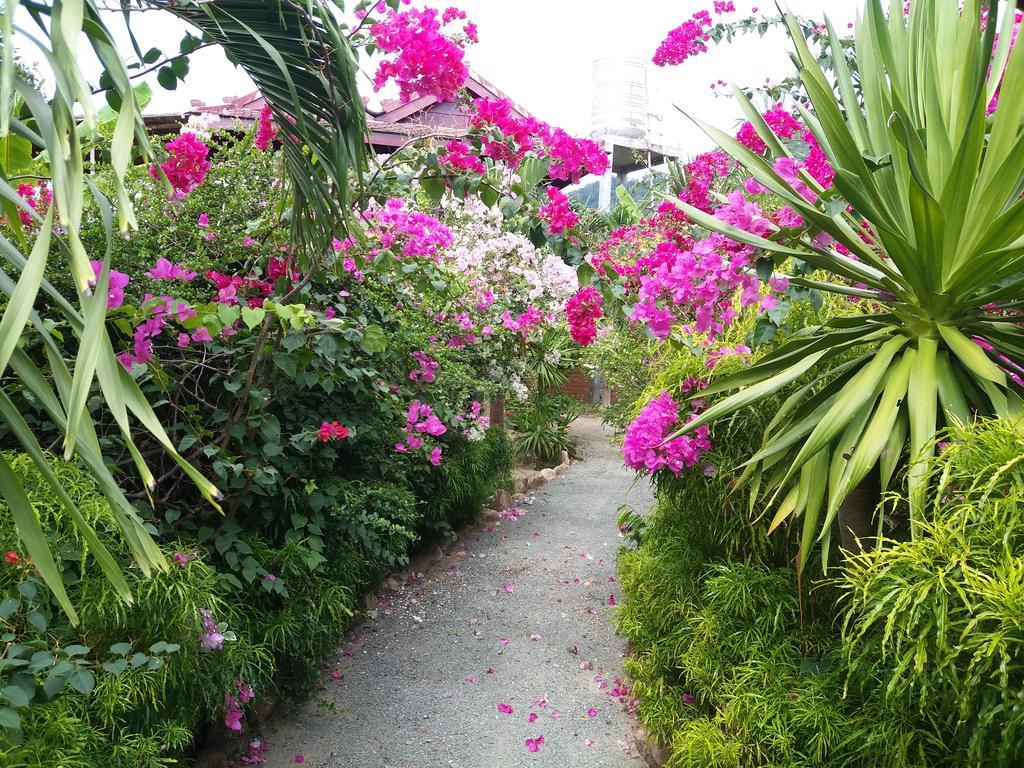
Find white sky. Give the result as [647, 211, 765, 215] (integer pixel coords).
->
[19, 1, 861, 157]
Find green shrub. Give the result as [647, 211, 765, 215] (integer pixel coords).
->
[616, 356, 937, 767]
[413, 427, 513, 537]
[841, 418, 1024, 767]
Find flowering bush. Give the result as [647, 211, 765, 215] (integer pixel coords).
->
[368, 3, 476, 102]
[565, 286, 603, 346]
[621, 391, 711, 476]
[149, 132, 211, 198]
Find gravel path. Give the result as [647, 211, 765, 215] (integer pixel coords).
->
[260, 417, 653, 767]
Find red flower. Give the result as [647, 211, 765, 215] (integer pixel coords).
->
[318, 421, 350, 442]
[4, 551, 20, 565]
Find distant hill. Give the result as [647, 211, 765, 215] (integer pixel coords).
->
[568, 174, 660, 209]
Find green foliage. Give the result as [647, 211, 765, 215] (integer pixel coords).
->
[511, 329, 581, 464]
[413, 427, 513, 537]
[841, 418, 1024, 767]
[616, 348, 943, 766]
[511, 393, 579, 465]
[671, 0, 1024, 569]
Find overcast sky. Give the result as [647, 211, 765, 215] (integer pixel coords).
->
[20, 1, 861, 157]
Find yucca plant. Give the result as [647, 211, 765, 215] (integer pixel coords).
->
[670, 0, 1024, 570]
[0, 0, 365, 621]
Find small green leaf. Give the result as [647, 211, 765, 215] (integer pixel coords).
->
[241, 306, 266, 331]
[157, 66, 177, 90]
[2, 685, 30, 708]
[0, 707, 20, 730]
[68, 669, 95, 695]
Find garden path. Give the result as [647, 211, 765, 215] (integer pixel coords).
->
[260, 416, 653, 767]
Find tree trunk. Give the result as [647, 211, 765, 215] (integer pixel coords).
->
[489, 391, 505, 429]
[838, 469, 880, 555]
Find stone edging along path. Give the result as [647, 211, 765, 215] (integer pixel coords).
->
[254, 416, 654, 767]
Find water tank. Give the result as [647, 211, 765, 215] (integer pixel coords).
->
[590, 56, 650, 141]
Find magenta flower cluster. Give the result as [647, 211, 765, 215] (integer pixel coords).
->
[146, 257, 197, 282]
[500, 306, 545, 338]
[469, 97, 608, 183]
[438, 139, 486, 174]
[89, 261, 131, 311]
[652, 10, 714, 67]
[621, 391, 711, 476]
[539, 186, 578, 234]
[14, 181, 52, 227]
[200, 608, 225, 652]
[565, 286, 603, 346]
[222, 678, 254, 731]
[149, 132, 210, 198]
[117, 295, 198, 370]
[409, 350, 439, 384]
[455, 400, 490, 438]
[370, 4, 476, 103]
[254, 104, 278, 150]
[364, 198, 454, 260]
[395, 400, 447, 465]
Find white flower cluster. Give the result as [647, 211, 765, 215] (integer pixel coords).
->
[509, 374, 530, 402]
[442, 198, 578, 314]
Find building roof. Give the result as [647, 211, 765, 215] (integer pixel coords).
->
[143, 71, 534, 155]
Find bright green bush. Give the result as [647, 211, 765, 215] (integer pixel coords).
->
[841, 418, 1024, 767]
[616, 339, 935, 767]
[413, 426, 513, 537]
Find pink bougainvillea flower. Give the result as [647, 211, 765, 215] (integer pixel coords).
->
[525, 736, 544, 752]
[369, 5, 475, 103]
[530, 634, 540, 641]
[294, 756, 305, 765]
[223, 699, 243, 731]
[254, 104, 278, 150]
[527, 711, 538, 723]
[538, 185, 578, 234]
[429, 446, 443, 466]
[653, 10, 713, 66]
[565, 285, 603, 346]
[587, 707, 598, 718]
[88, 261, 130, 310]
[197, 212, 209, 228]
[14, 181, 52, 227]
[497, 703, 513, 714]
[465, 674, 477, 683]
[622, 391, 711, 476]
[585, 738, 594, 747]
[171, 550, 194, 568]
[191, 327, 213, 344]
[500, 583, 514, 595]
[499, 637, 509, 645]
[439, 139, 486, 174]
[149, 132, 210, 197]
[608, 595, 617, 606]
[146, 257, 198, 282]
